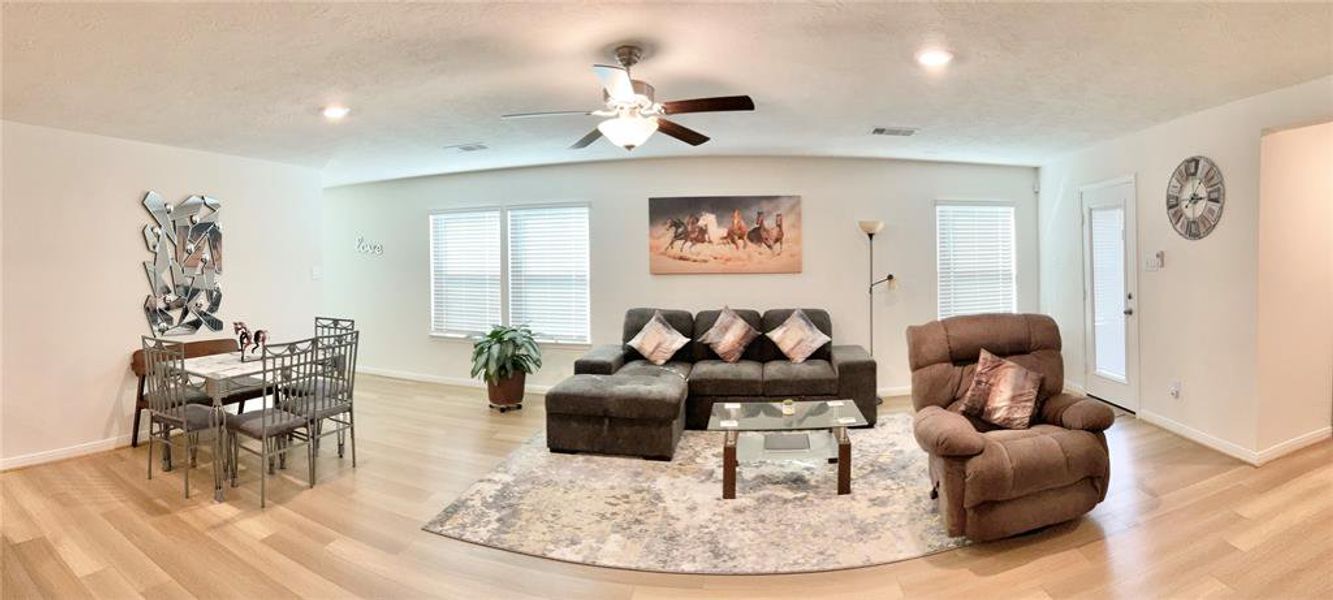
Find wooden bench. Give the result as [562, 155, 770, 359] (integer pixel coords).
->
[129, 338, 265, 447]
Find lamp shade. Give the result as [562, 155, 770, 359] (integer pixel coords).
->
[598, 116, 658, 150]
[858, 220, 885, 235]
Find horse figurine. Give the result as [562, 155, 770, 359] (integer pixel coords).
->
[233, 321, 268, 362]
[234, 322, 251, 359]
[248, 329, 269, 359]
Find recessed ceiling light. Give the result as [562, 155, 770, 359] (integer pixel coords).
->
[915, 48, 953, 68]
[322, 105, 350, 121]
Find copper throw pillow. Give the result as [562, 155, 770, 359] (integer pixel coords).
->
[957, 349, 1044, 429]
[765, 309, 831, 364]
[697, 307, 759, 363]
[627, 310, 691, 366]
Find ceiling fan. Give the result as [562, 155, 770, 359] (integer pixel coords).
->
[501, 44, 755, 151]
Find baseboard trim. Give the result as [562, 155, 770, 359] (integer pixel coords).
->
[877, 386, 911, 398]
[358, 366, 553, 394]
[1063, 379, 1087, 396]
[1136, 410, 1260, 465]
[1, 433, 134, 472]
[1136, 410, 1332, 466]
[1255, 426, 1332, 466]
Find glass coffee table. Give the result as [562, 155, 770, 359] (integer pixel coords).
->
[706, 399, 868, 499]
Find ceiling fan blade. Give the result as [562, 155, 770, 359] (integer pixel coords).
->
[501, 110, 592, 120]
[592, 64, 636, 102]
[661, 95, 755, 115]
[656, 118, 710, 146]
[569, 128, 603, 149]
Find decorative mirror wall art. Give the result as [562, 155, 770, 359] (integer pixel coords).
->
[141, 191, 224, 335]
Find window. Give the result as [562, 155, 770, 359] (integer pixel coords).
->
[936, 202, 1017, 319]
[508, 205, 590, 344]
[430, 209, 502, 337]
[429, 205, 590, 344]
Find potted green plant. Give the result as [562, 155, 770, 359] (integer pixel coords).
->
[470, 325, 542, 412]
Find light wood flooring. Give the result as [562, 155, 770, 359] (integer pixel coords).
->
[3, 375, 1331, 599]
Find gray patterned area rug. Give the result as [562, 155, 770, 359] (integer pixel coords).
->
[423, 412, 969, 574]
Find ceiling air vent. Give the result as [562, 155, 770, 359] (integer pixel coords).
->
[443, 142, 489, 152]
[870, 127, 917, 137]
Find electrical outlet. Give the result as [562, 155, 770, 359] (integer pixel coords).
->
[1168, 380, 1182, 399]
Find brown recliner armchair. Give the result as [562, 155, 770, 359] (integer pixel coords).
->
[906, 313, 1114, 541]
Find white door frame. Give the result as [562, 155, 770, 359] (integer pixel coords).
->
[1079, 175, 1140, 411]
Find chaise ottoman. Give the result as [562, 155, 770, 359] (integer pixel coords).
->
[545, 373, 687, 460]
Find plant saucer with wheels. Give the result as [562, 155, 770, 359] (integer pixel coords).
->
[470, 325, 543, 413]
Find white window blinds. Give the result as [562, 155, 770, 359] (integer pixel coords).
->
[430, 210, 502, 336]
[508, 205, 590, 343]
[936, 203, 1017, 319]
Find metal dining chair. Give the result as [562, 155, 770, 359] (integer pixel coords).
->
[285, 330, 359, 470]
[314, 316, 355, 338]
[141, 336, 216, 498]
[226, 337, 319, 508]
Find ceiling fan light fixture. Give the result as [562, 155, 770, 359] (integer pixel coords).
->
[598, 115, 658, 150]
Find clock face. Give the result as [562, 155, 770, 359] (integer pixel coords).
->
[1166, 156, 1225, 240]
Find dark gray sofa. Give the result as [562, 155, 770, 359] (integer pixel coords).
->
[546, 307, 878, 459]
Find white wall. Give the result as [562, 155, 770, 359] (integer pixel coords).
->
[321, 156, 1038, 392]
[1256, 121, 1333, 454]
[1, 122, 324, 468]
[1039, 76, 1333, 459]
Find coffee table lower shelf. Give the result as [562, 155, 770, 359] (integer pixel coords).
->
[721, 427, 851, 499]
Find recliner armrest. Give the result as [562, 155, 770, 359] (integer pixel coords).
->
[574, 345, 626, 375]
[1040, 393, 1115, 432]
[914, 405, 986, 457]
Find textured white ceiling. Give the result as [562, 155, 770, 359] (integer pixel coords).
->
[4, 3, 1331, 186]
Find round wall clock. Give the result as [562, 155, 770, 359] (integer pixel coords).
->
[1166, 155, 1225, 240]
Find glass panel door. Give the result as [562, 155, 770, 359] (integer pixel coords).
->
[1090, 207, 1127, 381]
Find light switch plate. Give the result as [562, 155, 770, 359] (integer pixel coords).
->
[1145, 251, 1165, 271]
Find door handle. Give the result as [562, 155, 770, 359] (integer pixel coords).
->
[1123, 308, 1134, 316]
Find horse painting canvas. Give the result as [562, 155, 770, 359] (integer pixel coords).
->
[648, 195, 802, 274]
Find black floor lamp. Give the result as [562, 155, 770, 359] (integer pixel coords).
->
[860, 220, 894, 405]
[859, 220, 895, 358]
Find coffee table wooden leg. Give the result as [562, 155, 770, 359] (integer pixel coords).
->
[723, 430, 737, 500]
[836, 427, 851, 495]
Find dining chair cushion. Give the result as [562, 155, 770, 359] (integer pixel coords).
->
[293, 401, 351, 421]
[225, 408, 307, 438]
[283, 376, 350, 399]
[151, 404, 215, 433]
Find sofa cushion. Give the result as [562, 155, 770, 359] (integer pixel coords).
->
[623, 308, 695, 364]
[627, 310, 692, 366]
[693, 308, 765, 362]
[545, 374, 686, 421]
[963, 425, 1110, 507]
[765, 309, 832, 363]
[761, 309, 833, 362]
[689, 360, 763, 396]
[696, 307, 760, 363]
[618, 360, 692, 380]
[762, 359, 837, 396]
[958, 349, 1043, 429]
